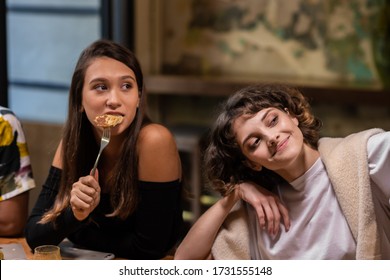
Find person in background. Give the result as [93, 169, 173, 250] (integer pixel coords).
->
[0, 106, 35, 236]
[175, 83, 390, 260]
[25, 39, 183, 259]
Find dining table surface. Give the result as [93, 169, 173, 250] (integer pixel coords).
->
[0, 236, 174, 260]
[0, 237, 33, 259]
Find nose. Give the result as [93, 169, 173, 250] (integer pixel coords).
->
[106, 89, 121, 108]
[266, 131, 279, 147]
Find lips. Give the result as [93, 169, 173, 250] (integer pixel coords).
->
[276, 136, 289, 152]
[270, 136, 290, 157]
[104, 111, 124, 117]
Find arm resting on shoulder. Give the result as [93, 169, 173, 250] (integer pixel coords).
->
[174, 181, 290, 260]
[175, 190, 240, 260]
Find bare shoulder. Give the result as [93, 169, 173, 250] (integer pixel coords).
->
[138, 123, 176, 147]
[137, 124, 181, 182]
[52, 140, 63, 169]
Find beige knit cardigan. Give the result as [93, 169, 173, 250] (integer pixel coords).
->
[211, 128, 384, 260]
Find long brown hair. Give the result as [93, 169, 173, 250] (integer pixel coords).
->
[204, 83, 322, 196]
[40, 39, 151, 223]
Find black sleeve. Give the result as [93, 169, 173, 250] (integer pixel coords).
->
[24, 166, 85, 250]
[68, 180, 184, 260]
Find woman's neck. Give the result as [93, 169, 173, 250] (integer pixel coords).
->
[277, 144, 320, 183]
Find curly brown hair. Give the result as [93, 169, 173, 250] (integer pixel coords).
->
[204, 83, 322, 196]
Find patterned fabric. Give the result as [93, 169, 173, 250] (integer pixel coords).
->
[0, 106, 35, 201]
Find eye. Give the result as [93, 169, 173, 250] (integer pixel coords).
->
[248, 137, 261, 151]
[94, 84, 107, 91]
[121, 83, 133, 90]
[268, 115, 278, 127]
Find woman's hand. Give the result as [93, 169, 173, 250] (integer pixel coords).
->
[237, 181, 290, 236]
[70, 170, 101, 221]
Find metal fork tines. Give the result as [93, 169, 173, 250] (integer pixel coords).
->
[91, 127, 111, 176]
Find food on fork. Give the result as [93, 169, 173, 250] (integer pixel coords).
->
[94, 114, 124, 127]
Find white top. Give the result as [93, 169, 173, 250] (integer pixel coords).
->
[247, 132, 390, 259]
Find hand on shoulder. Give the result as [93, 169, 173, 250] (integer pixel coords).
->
[137, 124, 181, 182]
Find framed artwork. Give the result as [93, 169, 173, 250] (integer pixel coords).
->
[136, 0, 389, 106]
[136, 0, 384, 83]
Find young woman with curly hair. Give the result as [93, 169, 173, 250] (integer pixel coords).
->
[175, 83, 389, 260]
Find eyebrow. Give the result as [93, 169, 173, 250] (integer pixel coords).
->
[88, 75, 136, 85]
[241, 108, 272, 147]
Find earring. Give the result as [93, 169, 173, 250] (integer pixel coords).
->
[254, 165, 262, 171]
[243, 159, 262, 171]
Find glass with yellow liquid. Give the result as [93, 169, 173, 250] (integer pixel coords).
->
[33, 245, 61, 260]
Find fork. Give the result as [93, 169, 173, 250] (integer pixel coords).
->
[91, 127, 111, 176]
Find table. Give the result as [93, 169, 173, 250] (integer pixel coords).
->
[0, 237, 33, 259]
[0, 237, 174, 260]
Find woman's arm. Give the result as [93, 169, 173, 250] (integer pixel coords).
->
[174, 182, 290, 260]
[25, 142, 85, 249]
[25, 167, 86, 249]
[175, 190, 240, 260]
[0, 192, 29, 236]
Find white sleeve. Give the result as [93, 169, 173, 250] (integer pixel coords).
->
[367, 131, 390, 201]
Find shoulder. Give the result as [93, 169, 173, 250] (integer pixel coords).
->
[138, 123, 176, 147]
[0, 109, 23, 132]
[137, 124, 178, 157]
[137, 124, 181, 182]
[367, 130, 389, 146]
[319, 128, 385, 155]
[367, 131, 390, 158]
[52, 140, 63, 169]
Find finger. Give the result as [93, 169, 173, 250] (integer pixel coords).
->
[258, 201, 275, 235]
[70, 189, 94, 208]
[70, 196, 91, 212]
[90, 168, 99, 181]
[263, 203, 276, 235]
[72, 183, 98, 200]
[71, 184, 96, 205]
[254, 204, 267, 230]
[76, 191, 95, 205]
[79, 177, 101, 194]
[269, 199, 282, 235]
[277, 202, 291, 232]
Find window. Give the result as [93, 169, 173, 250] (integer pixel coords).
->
[6, 0, 101, 123]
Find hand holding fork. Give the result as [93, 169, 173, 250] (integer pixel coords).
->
[70, 127, 110, 221]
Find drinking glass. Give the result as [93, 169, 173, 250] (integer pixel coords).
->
[33, 245, 61, 260]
